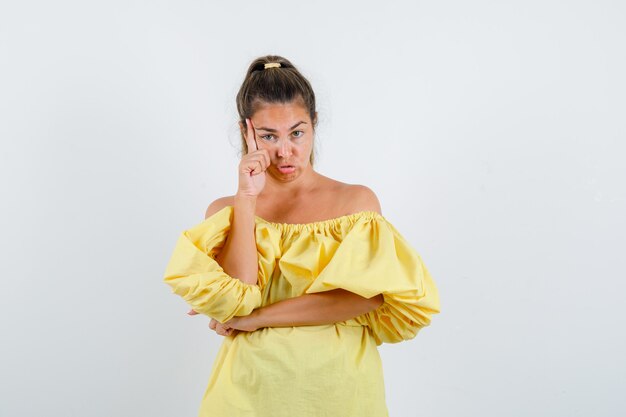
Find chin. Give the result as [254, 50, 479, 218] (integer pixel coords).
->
[271, 167, 299, 182]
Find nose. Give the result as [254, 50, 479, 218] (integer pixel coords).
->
[277, 138, 292, 158]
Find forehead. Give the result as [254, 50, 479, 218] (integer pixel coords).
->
[252, 101, 310, 130]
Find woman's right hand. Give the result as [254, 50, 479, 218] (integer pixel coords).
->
[237, 118, 270, 197]
[209, 317, 237, 337]
[188, 309, 237, 337]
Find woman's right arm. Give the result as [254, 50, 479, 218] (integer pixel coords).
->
[205, 195, 258, 285]
[211, 117, 268, 285]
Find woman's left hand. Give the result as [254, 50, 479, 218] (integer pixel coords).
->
[223, 314, 261, 332]
[187, 308, 261, 333]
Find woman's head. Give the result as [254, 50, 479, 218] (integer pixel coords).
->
[236, 55, 318, 169]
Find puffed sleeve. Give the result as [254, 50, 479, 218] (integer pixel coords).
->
[163, 207, 264, 323]
[305, 214, 440, 345]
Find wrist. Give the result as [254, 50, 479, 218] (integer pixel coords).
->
[249, 307, 266, 330]
[233, 194, 257, 229]
[234, 193, 257, 209]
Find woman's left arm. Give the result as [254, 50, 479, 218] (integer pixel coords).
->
[224, 186, 384, 332]
[225, 290, 384, 331]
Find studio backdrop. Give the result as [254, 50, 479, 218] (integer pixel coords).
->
[1, 1, 624, 416]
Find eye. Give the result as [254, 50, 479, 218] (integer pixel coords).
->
[292, 131, 304, 138]
[261, 134, 275, 141]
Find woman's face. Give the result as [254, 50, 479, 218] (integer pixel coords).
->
[246, 100, 315, 182]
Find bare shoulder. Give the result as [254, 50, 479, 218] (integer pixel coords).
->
[342, 184, 382, 215]
[316, 174, 382, 215]
[205, 195, 235, 219]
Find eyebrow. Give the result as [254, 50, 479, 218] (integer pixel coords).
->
[254, 121, 307, 132]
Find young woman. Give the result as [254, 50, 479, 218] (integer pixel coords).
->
[163, 55, 440, 417]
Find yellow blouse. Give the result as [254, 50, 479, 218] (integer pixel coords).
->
[163, 205, 440, 417]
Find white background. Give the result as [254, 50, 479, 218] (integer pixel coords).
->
[1, 1, 625, 416]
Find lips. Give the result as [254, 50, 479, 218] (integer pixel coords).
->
[277, 165, 296, 174]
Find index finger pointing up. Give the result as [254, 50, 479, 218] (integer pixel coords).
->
[245, 118, 258, 154]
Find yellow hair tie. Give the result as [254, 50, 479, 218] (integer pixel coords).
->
[264, 62, 281, 69]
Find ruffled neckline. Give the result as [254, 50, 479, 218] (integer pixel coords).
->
[221, 205, 385, 231]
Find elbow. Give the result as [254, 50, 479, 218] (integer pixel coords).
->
[215, 255, 258, 285]
[238, 274, 258, 285]
[370, 293, 384, 309]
